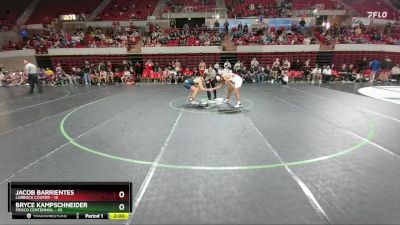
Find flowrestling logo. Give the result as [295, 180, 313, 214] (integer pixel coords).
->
[367, 11, 388, 19]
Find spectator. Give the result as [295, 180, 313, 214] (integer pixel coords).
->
[256, 66, 266, 83]
[282, 59, 290, 73]
[170, 19, 176, 28]
[234, 60, 241, 72]
[291, 59, 301, 72]
[390, 64, 400, 83]
[302, 59, 311, 81]
[214, 61, 220, 71]
[83, 61, 92, 86]
[380, 56, 393, 82]
[250, 58, 259, 69]
[322, 65, 333, 83]
[370, 58, 381, 83]
[199, 60, 206, 75]
[277, 70, 288, 85]
[357, 57, 369, 75]
[70, 67, 80, 84]
[0, 71, 4, 87]
[311, 64, 322, 84]
[271, 58, 280, 81]
[264, 65, 272, 82]
[224, 60, 231, 69]
[303, 36, 311, 45]
[224, 20, 229, 33]
[338, 64, 350, 82]
[214, 20, 220, 29]
[238, 22, 243, 31]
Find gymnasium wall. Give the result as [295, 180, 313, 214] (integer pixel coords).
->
[2, 44, 400, 71]
[0, 31, 19, 49]
[0, 50, 37, 71]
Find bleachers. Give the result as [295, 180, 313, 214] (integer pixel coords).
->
[164, 0, 216, 13]
[26, 0, 102, 24]
[0, 0, 31, 30]
[50, 55, 129, 73]
[225, 0, 278, 18]
[344, 0, 399, 20]
[50, 54, 221, 72]
[143, 54, 221, 68]
[292, 0, 340, 10]
[144, 28, 224, 47]
[237, 52, 317, 67]
[99, 0, 158, 21]
[333, 52, 400, 68]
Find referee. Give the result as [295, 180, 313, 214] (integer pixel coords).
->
[24, 60, 42, 93]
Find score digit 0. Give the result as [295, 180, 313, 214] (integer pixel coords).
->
[119, 204, 125, 211]
[119, 191, 125, 198]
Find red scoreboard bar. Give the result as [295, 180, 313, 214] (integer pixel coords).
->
[8, 182, 132, 220]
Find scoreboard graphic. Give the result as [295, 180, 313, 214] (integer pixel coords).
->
[8, 182, 132, 220]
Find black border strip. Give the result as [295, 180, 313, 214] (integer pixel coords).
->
[129, 182, 132, 212]
[8, 182, 10, 212]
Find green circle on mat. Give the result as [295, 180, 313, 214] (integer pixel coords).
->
[60, 98, 376, 171]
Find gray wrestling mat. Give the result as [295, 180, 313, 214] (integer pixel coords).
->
[184, 99, 209, 109]
[0, 84, 400, 225]
[217, 102, 242, 113]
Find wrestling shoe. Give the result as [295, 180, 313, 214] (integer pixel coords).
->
[190, 100, 199, 105]
[224, 99, 231, 104]
[233, 103, 242, 109]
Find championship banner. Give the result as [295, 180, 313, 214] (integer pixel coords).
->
[268, 18, 293, 28]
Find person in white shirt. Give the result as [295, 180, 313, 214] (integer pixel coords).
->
[322, 65, 333, 83]
[250, 58, 259, 69]
[303, 36, 311, 45]
[0, 72, 4, 87]
[234, 61, 241, 72]
[224, 60, 231, 69]
[24, 60, 42, 93]
[282, 59, 290, 72]
[214, 62, 220, 71]
[311, 64, 322, 84]
[391, 64, 400, 83]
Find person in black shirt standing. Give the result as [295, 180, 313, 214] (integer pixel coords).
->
[204, 66, 217, 100]
[357, 57, 368, 78]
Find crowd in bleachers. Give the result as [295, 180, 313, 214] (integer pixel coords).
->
[225, 0, 292, 18]
[230, 21, 400, 46]
[164, 0, 215, 13]
[3, 20, 400, 52]
[2, 56, 399, 88]
[231, 19, 316, 45]
[2, 23, 140, 52]
[143, 24, 225, 47]
[98, 0, 158, 21]
[215, 57, 400, 84]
